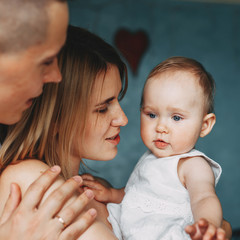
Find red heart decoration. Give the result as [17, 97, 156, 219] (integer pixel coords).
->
[114, 28, 149, 74]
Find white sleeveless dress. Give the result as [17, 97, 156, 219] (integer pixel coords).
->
[107, 149, 222, 240]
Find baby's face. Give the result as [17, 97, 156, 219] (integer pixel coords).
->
[140, 70, 206, 158]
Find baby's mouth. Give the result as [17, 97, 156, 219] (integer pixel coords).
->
[154, 139, 168, 148]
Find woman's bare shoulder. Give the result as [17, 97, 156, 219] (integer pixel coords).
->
[78, 220, 118, 240]
[0, 159, 50, 213]
[88, 199, 111, 226]
[76, 199, 117, 239]
[0, 159, 49, 189]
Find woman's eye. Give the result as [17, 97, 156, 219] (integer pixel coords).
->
[97, 108, 108, 113]
[172, 115, 182, 121]
[148, 113, 156, 119]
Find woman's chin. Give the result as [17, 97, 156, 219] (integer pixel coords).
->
[96, 151, 118, 161]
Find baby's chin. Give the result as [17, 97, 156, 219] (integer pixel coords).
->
[151, 148, 177, 158]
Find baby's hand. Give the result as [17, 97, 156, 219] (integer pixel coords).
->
[185, 218, 227, 240]
[81, 174, 113, 203]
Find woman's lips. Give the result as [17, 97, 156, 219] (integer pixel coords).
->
[106, 134, 120, 145]
[154, 140, 168, 149]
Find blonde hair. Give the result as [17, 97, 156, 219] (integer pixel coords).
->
[0, 26, 128, 179]
[140, 56, 216, 114]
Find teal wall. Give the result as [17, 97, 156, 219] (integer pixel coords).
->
[70, 0, 240, 229]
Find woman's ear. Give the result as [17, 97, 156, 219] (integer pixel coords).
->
[200, 113, 216, 138]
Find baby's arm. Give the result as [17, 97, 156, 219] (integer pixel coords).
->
[178, 156, 225, 239]
[81, 174, 125, 204]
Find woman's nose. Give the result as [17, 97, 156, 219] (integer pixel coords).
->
[111, 105, 128, 127]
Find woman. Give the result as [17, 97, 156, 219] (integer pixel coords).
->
[0, 26, 231, 239]
[0, 25, 128, 239]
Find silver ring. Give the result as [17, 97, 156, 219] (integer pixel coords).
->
[56, 215, 67, 228]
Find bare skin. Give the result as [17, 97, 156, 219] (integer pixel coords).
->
[0, 166, 96, 240]
[0, 2, 97, 239]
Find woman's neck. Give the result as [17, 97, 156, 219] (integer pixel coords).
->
[69, 154, 82, 176]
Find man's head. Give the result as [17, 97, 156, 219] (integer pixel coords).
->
[0, 0, 69, 124]
[0, 0, 68, 53]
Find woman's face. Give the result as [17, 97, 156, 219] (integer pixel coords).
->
[73, 64, 128, 161]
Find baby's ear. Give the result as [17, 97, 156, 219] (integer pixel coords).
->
[200, 113, 216, 138]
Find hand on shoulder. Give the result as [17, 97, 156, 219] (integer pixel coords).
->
[0, 159, 50, 213]
[0, 164, 97, 240]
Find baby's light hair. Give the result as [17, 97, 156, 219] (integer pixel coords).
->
[141, 56, 216, 114]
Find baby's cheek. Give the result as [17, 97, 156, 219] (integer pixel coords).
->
[175, 137, 195, 154]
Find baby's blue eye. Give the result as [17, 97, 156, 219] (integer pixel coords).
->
[173, 115, 182, 121]
[148, 113, 156, 119]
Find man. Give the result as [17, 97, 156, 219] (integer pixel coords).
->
[0, 0, 95, 239]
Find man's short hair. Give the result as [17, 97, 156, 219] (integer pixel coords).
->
[0, 0, 67, 53]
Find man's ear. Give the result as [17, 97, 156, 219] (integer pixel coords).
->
[200, 113, 216, 138]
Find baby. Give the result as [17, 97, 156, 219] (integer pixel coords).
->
[82, 57, 226, 240]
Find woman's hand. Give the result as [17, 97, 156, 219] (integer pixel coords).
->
[0, 166, 97, 240]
